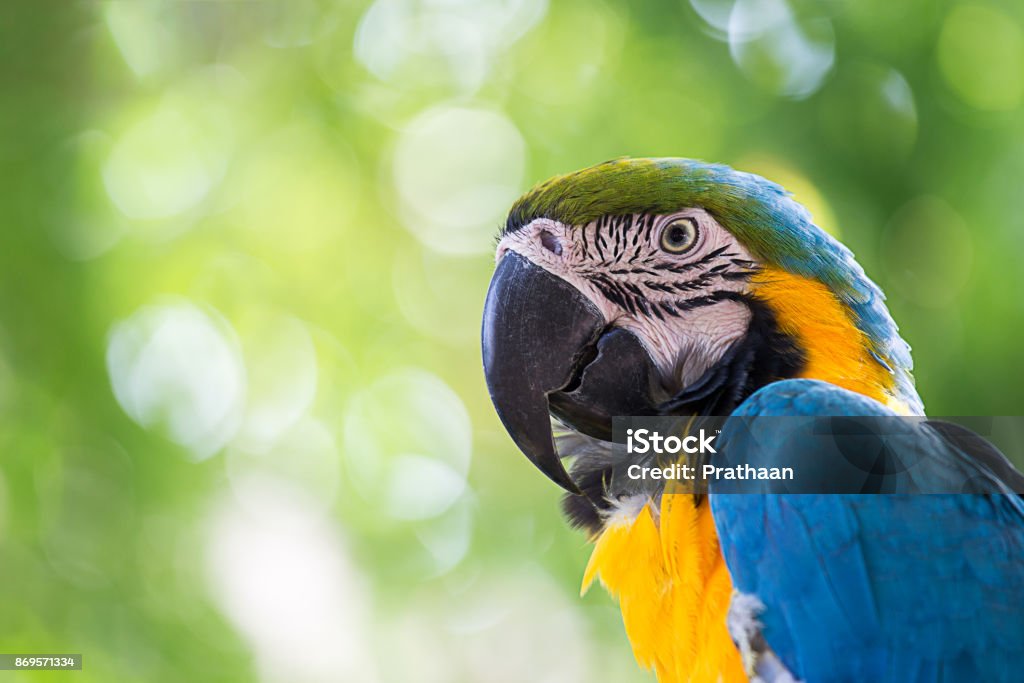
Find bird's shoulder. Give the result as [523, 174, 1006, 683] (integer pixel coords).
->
[710, 379, 1024, 682]
[732, 377, 891, 418]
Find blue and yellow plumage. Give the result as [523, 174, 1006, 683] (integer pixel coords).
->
[483, 157, 1024, 683]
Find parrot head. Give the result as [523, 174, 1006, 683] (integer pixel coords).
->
[482, 158, 921, 524]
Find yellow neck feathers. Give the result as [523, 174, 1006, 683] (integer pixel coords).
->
[751, 266, 902, 410]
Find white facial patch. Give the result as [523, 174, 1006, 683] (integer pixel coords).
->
[496, 209, 756, 392]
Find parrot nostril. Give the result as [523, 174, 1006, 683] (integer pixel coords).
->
[539, 230, 563, 257]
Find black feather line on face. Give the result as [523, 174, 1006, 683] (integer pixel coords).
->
[615, 216, 627, 259]
[657, 300, 679, 317]
[623, 281, 645, 298]
[625, 216, 635, 257]
[643, 281, 676, 294]
[592, 277, 626, 310]
[671, 290, 746, 312]
[596, 277, 639, 316]
[720, 269, 761, 281]
[672, 272, 716, 292]
[653, 246, 734, 273]
[610, 267, 658, 277]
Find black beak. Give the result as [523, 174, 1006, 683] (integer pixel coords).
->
[482, 252, 661, 493]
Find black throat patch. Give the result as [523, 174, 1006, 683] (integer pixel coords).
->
[559, 296, 806, 534]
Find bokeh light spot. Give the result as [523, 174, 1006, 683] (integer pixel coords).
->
[938, 4, 1024, 112]
[690, 0, 736, 34]
[354, 0, 547, 93]
[104, 1, 174, 78]
[393, 106, 525, 255]
[107, 299, 246, 460]
[343, 368, 472, 519]
[387, 454, 468, 520]
[103, 98, 231, 221]
[204, 475, 374, 682]
[727, 0, 835, 99]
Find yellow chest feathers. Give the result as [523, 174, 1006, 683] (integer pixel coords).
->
[583, 494, 744, 683]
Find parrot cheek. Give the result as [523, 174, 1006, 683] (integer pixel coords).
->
[482, 252, 663, 493]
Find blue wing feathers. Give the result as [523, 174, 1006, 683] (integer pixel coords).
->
[711, 379, 1024, 683]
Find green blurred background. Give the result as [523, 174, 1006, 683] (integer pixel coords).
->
[1, 0, 1023, 681]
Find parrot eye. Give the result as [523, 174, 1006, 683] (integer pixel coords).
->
[659, 218, 699, 254]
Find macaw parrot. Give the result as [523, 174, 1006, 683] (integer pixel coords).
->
[480, 158, 1024, 682]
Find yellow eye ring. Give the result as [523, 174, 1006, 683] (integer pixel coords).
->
[659, 218, 698, 254]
